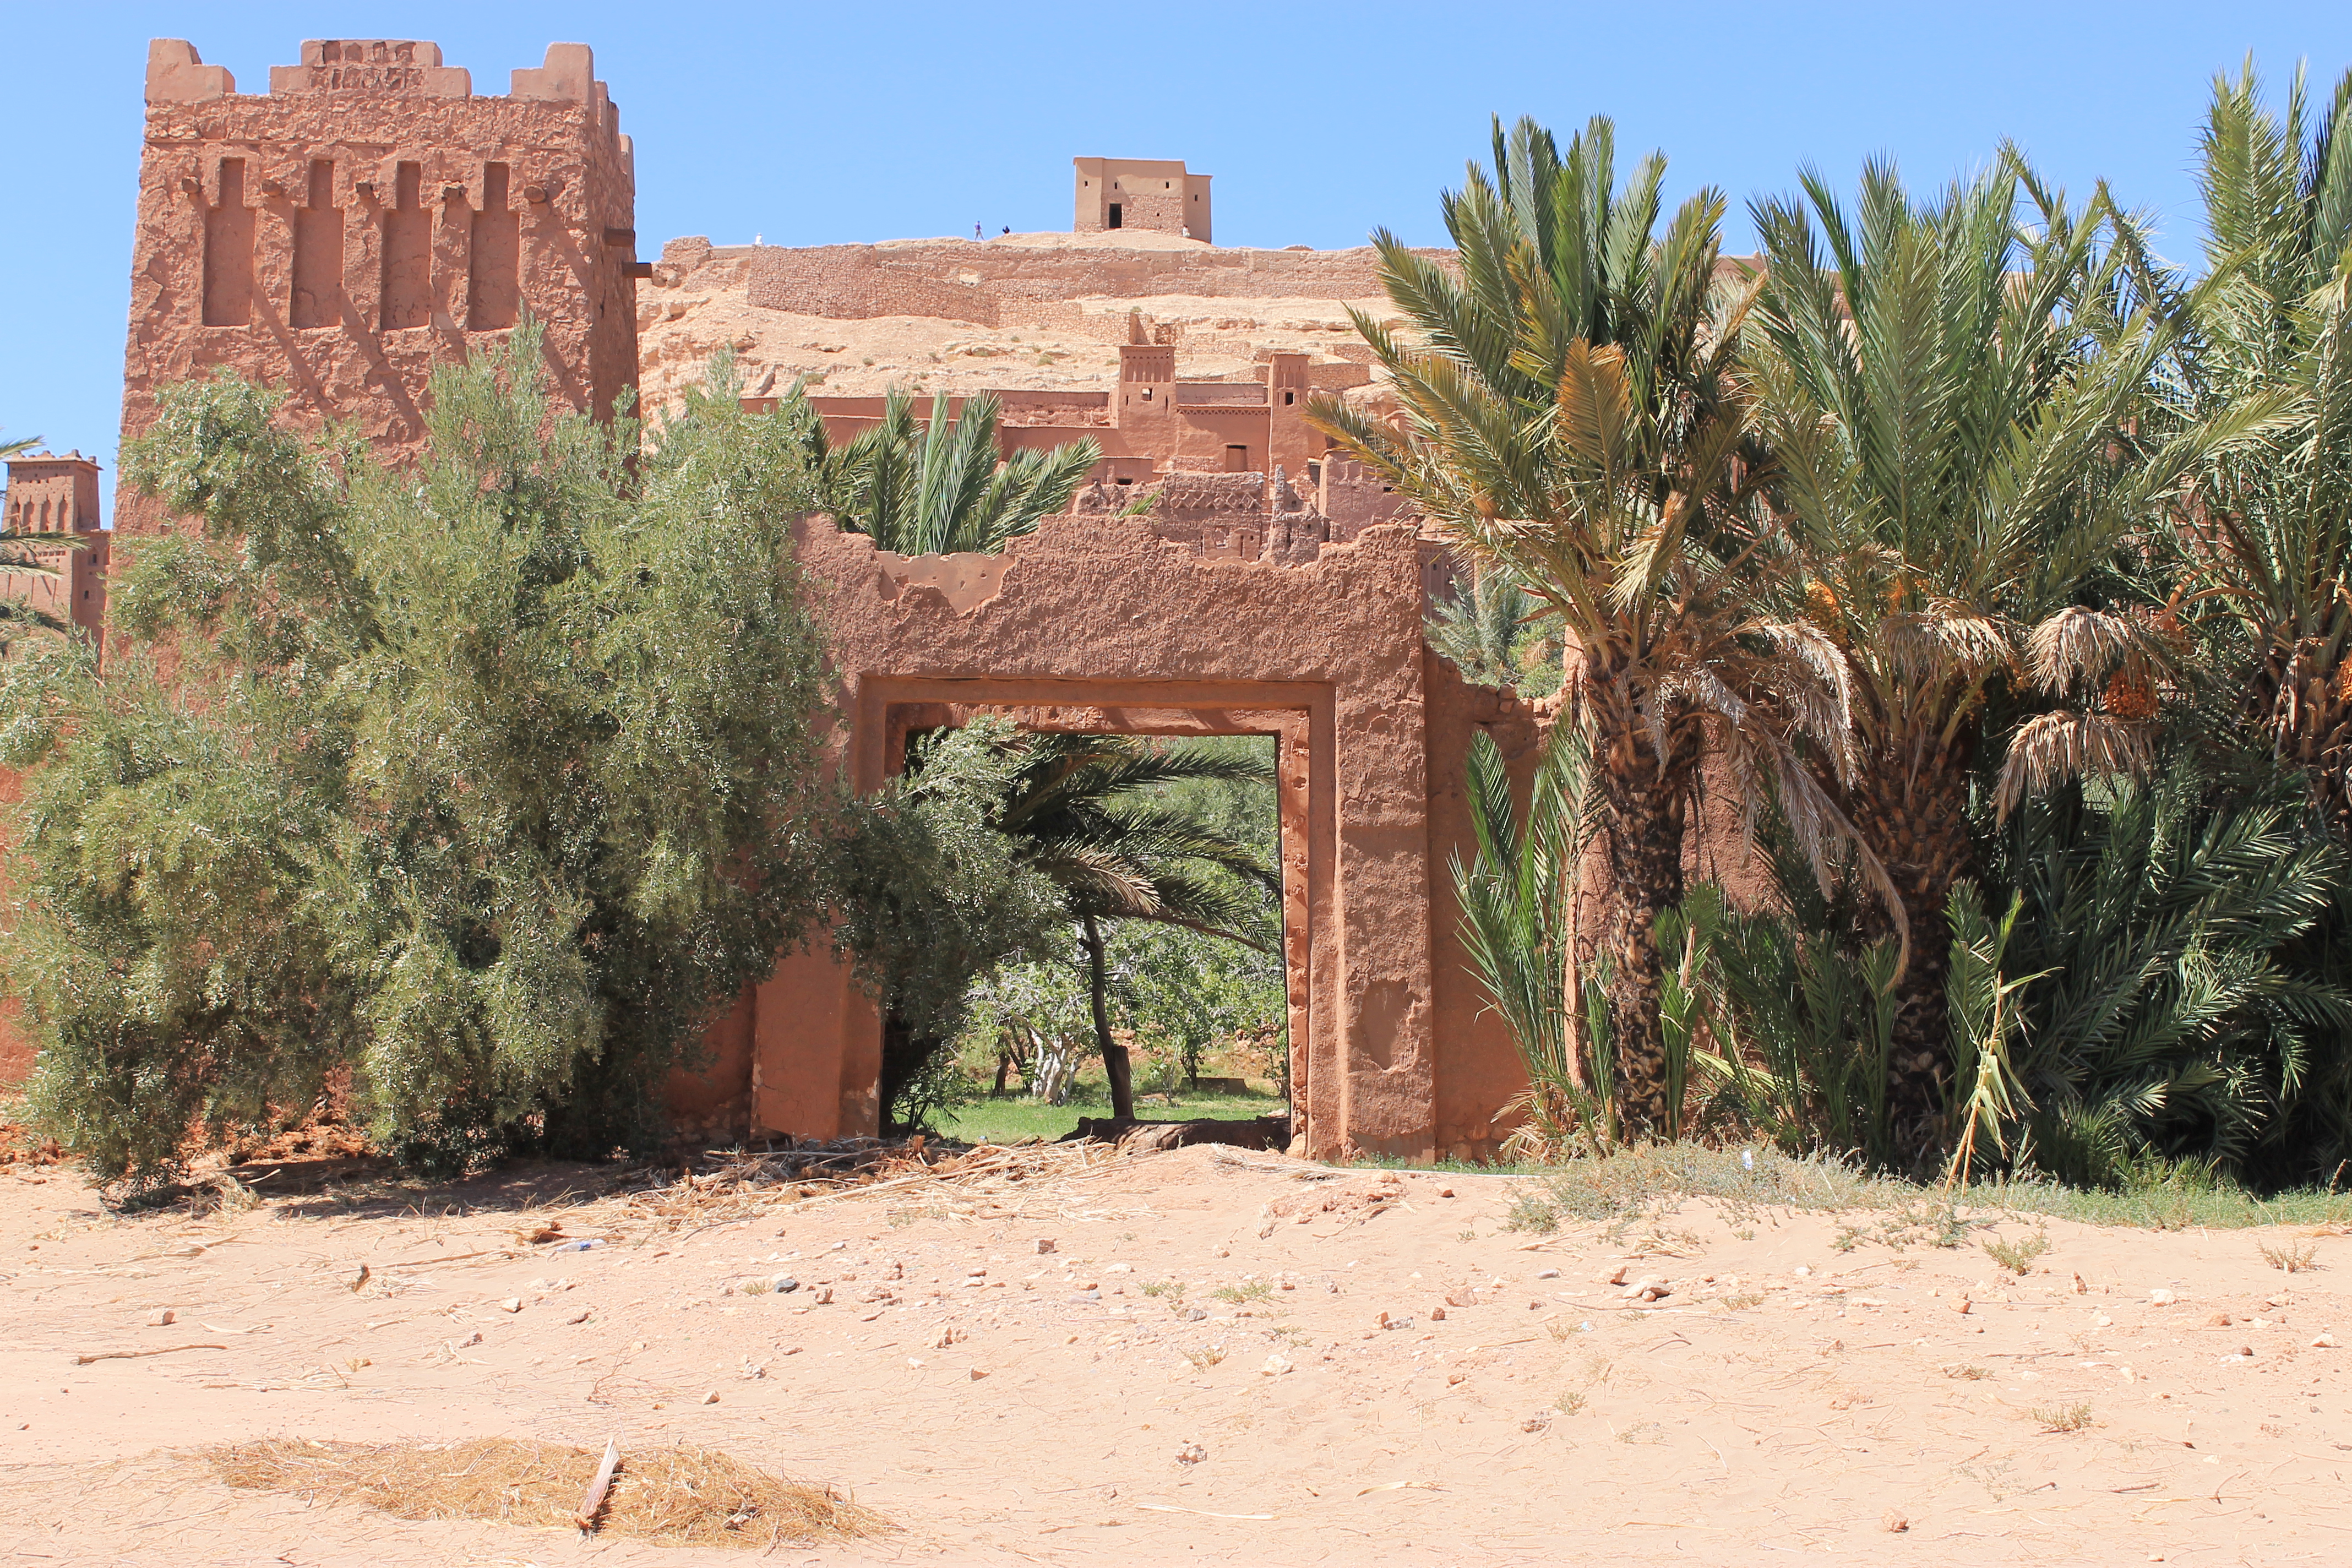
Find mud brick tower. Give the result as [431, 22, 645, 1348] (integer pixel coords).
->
[117, 39, 643, 533]
[0, 453, 111, 641]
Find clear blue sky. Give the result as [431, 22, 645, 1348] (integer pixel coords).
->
[6, 3, 2350, 504]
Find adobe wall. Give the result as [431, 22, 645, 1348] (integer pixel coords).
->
[729, 513, 1542, 1161]
[721, 237, 1438, 322]
[0, 536, 111, 644]
[117, 39, 640, 533]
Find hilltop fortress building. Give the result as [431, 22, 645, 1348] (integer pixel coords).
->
[6, 35, 1562, 1158]
[1072, 157, 1212, 241]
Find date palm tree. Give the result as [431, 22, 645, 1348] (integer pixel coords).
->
[2171, 63, 2352, 840]
[1744, 159, 2271, 1162]
[824, 389, 1102, 556]
[1313, 115, 1871, 1137]
[1427, 564, 1531, 688]
[995, 732, 1278, 1121]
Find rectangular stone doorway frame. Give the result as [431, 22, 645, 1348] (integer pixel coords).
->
[755, 677, 1332, 1148]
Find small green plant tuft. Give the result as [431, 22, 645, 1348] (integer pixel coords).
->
[1983, 1230, 2051, 1275]
[1502, 1189, 1563, 1234]
[1554, 1390, 1587, 1414]
[2032, 1402, 2095, 1433]
[1184, 1344, 1226, 1370]
[2258, 1237, 2318, 1272]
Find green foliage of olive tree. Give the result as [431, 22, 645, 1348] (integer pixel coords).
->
[826, 718, 1071, 1128]
[2, 335, 843, 1184]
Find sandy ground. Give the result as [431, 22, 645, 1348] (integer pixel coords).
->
[2, 1142, 2348, 1566]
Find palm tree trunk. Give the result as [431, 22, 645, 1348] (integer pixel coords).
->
[1849, 733, 1977, 1168]
[1081, 914, 1135, 1121]
[1592, 702, 1694, 1141]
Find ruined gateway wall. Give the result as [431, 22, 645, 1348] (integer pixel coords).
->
[118, 42, 639, 533]
[693, 513, 1545, 1162]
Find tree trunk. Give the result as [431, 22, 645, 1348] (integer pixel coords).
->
[1848, 731, 1977, 1169]
[990, 1047, 1013, 1099]
[1587, 683, 1698, 1142]
[1081, 914, 1135, 1121]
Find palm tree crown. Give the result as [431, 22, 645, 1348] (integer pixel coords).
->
[2175, 63, 2352, 839]
[1313, 114, 1861, 1137]
[990, 732, 1278, 1121]
[825, 390, 1102, 556]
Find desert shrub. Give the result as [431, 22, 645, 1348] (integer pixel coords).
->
[3, 337, 839, 1184]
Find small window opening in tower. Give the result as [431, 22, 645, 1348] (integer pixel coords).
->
[291, 159, 341, 328]
[1224, 445, 1250, 472]
[467, 162, 520, 330]
[202, 158, 254, 326]
[380, 162, 432, 329]
[1284, 391, 1297, 405]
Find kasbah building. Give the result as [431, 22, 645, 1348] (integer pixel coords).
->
[1, 35, 1621, 1164]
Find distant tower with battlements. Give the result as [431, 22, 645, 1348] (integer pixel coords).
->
[1, 451, 111, 641]
[118, 37, 644, 532]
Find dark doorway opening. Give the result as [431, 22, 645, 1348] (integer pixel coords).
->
[1107, 203, 1124, 230]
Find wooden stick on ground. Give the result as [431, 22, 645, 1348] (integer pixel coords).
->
[73, 1343, 228, 1365]
[574, 1435, 620, 1533]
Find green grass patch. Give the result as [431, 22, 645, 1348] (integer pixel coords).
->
[1474, 1143, 2352, 1235]
[936, 1082, 1286, 1146]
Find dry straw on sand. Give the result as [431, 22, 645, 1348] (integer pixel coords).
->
[203, 1436, 890, 1549]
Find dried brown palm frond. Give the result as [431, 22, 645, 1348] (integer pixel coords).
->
[1878, 607, 2015, 688]
[2027, 606, 2138, 693]
[1994, 709, 2155, 817]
